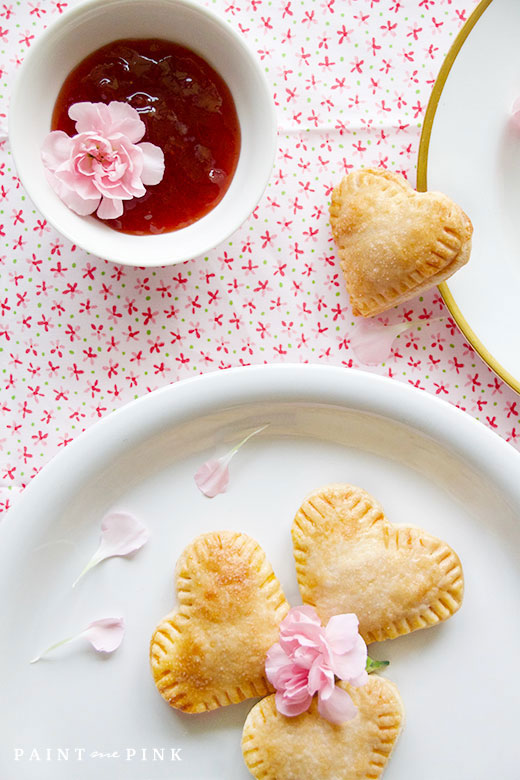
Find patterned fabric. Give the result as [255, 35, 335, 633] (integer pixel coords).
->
[2, 0, 517, 516]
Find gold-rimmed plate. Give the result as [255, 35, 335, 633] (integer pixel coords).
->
[418, 0, 520, 393]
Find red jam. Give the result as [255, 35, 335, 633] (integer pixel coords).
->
[51, 38, 241, 235]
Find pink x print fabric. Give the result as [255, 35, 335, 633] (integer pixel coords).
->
[1, 0, 517, 516]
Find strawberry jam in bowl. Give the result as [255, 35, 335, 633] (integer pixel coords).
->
[9, 0, 276, 266]
[50, 38, 241, 236]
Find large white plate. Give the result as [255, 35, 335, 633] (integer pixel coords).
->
[1, 365, 519, 779]
[418, 0, 520, 392]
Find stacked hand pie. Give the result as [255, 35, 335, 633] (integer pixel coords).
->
[150, 484, 464, 780]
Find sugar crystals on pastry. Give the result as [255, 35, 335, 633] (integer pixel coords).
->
[292, 483, 464, 643]
[329, 168, 472, 317]
[150, 531, 290, 713]
[242, 676, 404, 780]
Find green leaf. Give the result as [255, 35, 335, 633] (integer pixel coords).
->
[366, 656, 390, 674]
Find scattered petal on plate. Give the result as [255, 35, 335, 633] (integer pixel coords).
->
[72, 511, 150, 587]
[194, 457, 232, 498]
[194, 424, 269, 498]
[30, 617, 125, 663]
[82, 617, 126, 653]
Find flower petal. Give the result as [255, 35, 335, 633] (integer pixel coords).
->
[317, 684, 358, 724]
[138, 141, 165, 185]
[44, 169, 100, 216]
[325, 613, 360, 654]
[350, 318, 408, 366]
[83, 617, 125, 653]
[30, 616, 125, 663]
[55, 166, 100, 200]
[194, 426, 268, 498]
[96, 196, 124, 220]
[72, 511, 149, 587]
[275, 689, 313, 718]
[278, 605, 325, 654]
[308, 659, 334, 696]
[97, 511, 150, 557]
[348, 669, 369, 688]
[265, 642, 292, 688]
[68, 102, 109, 134]
[41, 131, 73, 171]
[194, 457, 230, 498]
[106, 101, 146, 143]
[331, 634, 368, 683]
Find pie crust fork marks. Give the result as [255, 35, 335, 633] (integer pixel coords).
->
[292, 484, 464, 643]
[150, 531, 290, 713]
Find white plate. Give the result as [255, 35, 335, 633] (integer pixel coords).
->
[418, 0, 520, 392]
[1, 365, 519, 779]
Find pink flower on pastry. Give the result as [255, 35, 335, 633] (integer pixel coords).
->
[265, 605, 368, 724]
[41, 101, 164, 219]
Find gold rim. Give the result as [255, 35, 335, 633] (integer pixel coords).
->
[417, 0, 520, 394]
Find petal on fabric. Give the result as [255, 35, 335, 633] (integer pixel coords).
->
[41, 131, 74, 171]
[317, 684, 358, 725]
[138, 142, 165, 185]
[96, 196, 124, 220]
[106, 101, 146, 143]
[350, 318, 407, 366]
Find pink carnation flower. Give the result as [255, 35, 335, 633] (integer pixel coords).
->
[41, 101, 165, 220]
[265, 605, 368, 724]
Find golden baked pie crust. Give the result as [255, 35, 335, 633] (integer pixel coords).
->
[242, 676, 404, 780]
[150, 531, 290, 713]
[329, 169, 473, 317]
[292, 483, 464, 643]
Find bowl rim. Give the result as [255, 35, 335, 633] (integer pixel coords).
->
[8, 0, 277, 267]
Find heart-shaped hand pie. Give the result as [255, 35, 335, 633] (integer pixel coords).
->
[292, 484, 464, 643]
[150, 531, 290, 713]
[242, 676, 404, 780]
[329, 169, 472, 317]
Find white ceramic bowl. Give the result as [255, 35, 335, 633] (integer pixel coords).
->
[9, 0, 277, 267]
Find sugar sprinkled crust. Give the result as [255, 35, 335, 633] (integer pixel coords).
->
[150, 531, 290, 713]
[329, 169, 473, 317]
[292, 483, 464, 644]
[242, 676, 404, 780]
